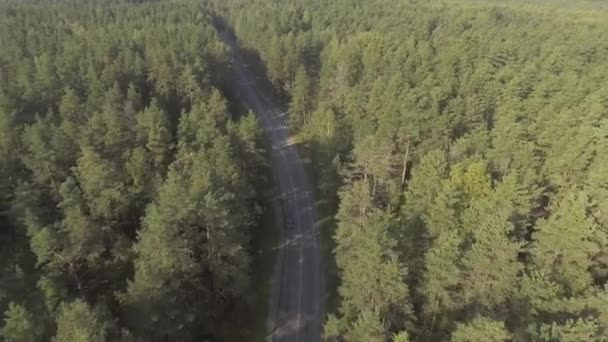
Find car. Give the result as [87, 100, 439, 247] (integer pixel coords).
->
[285, 216, 295, 230]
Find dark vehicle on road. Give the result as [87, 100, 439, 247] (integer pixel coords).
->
[285, 216, 295, 230]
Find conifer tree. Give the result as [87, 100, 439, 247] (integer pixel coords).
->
[53, 300, 108, 342]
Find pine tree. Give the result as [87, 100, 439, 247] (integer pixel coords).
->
[58, 87, 84, 140]
[57, 177, 105, 261]
[531, 191, 600, 293]
[228, 112, 262, 178]
[459, 179, 523, 309]
[52, 300, 108, 342]
[393, 331, 410, 342]
[352, 135, 394, 198]
[421, 230, 464, 333]
[75, 148, 128, 220]
[20, 117, 68, 193]
[179, 63, 205, 107]
[345, 310, 385, 342]
[532, 319, 603, 342]
[335, 207, 410, 326]
[121, 166, 206, 339]
[1, 303, 43, 342]
[323, 314, 344, 342]
[402, 149, 448, 218]
[33, 52, 59, 103]
[267, 35, 285, 87]
[145, 109, 171, 171]
[124, 147, 155, 202]
[451, 316, 511, 342]
[289, 64, 312, 128]
[0, 109, 16, 210]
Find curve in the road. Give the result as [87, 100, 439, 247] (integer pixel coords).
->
[218, 27, 324, 342]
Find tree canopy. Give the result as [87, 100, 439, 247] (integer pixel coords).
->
[214, 0, 608, 340]
[3, 0, 608, 340]
[0, 0, 264, 340]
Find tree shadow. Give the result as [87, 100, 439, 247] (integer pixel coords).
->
[290, 138, 342, 319]
[212, 15, 288, 108]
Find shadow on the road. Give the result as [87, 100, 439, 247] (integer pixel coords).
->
[215, 15, 329, 341]
[288, 138, 343, 318]
[213, 16, 288, 107]
[269, 312, 318, 341]
[272, 228, 319, 251]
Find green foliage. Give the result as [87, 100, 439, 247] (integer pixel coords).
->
[392, 331, 410, 342]
[334, 181, 411, 334]
[52, 300, 108, 342]
[290, 64, 313, 128]
[135, 101, 172, 171]
[459, 182, 523, 308]
[323, 313, 344, 341]
[345, 310, 386, 342]
[1, 303, 43, 342]
[532, 318, 606, 342]
[335, 208, 410, 320]
[20, 116, 71, 193]
[75, 149, 128, 220]
[531, 191, 601, 293]
[402, 149, 448, 219]
[450, 316, 510, 342]
[216, 0, 608, 339]
[121, 134, 255, 339]
[4, 0, 608, 339]
[0, 1, 262, 340]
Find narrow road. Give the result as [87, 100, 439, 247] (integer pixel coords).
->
[218, 28, 324, 342]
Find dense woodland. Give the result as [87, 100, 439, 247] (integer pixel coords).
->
[216, 0, 608, 341]
[0, 0, 265, 340]
[3, 0, 608, 341]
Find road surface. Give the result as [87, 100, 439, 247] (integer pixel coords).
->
[218, 28, 324, 342]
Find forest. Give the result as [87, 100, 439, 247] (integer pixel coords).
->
[3, 0, 608, 341]
[0, 0, 265, 340]
[215, 0, 608, 341]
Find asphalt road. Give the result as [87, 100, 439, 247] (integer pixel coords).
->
[219, 29, 324, 342]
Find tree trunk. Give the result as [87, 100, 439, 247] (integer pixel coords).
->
[372, 177, 377, 197]
[400, 141, 410, 186]
[70, 264, 84, 296]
